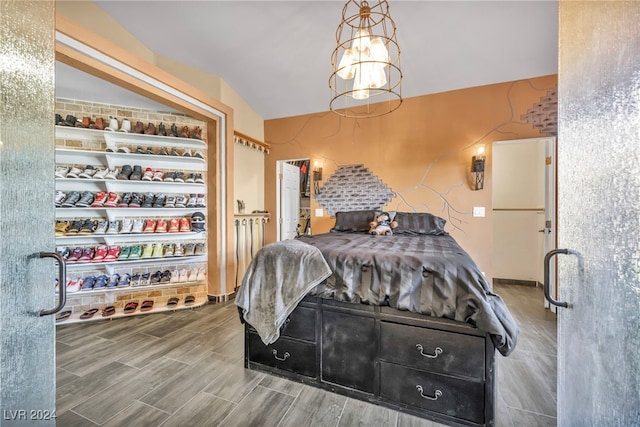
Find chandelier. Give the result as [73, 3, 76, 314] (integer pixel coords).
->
[329, 0, 402, 118]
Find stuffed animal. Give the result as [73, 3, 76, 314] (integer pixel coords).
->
[369, 212, 398, 236]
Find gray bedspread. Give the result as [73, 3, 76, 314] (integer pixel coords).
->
[297, 232, 520, 356]
[235, 239, 332, 345]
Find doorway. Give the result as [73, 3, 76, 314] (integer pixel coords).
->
[276, 158, 310, 240]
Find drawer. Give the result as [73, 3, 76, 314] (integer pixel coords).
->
[379, 362, 485, 424]
[248, 333, 317, 378]
[280, 305, 316, 342]
[380, 321, 485, 380]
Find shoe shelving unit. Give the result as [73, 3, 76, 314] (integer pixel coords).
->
[55, 125, 209, 324]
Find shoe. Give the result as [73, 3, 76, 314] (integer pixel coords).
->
[195, 194, 206, 207]
[104, 169, 118, 180]
[118, 246, 131, 260]
[94, 220, 108, 234]
[116, 165, 133, 180]
[152, 170, 164, 182]
[65, 167, 83, 178]
[129, 165, 143, 181]
[178, 126, 190, 138]
[174, 171, 185, 183]
[118, 193, 132, 207]
[191, 127, 203, 140]
[128, 245, 142, 260]
[185, 173, 195, 184]
[55, 191, 66, 207]
[140, 272, 151, 286]
[168, 218, 180, 233]
[160, 270, 172, 283]
[55, 221, 70, 236]
[93, 168, 109, 180]
[178, 269, 189, 282]
[103, 192, 120, 207]
[91, 245, 108, 262]
[80, 308, 100, 319]
[194, 242, 206, 255]
[150, 271, 162, 284]
[191, 212, 206, 233]
[78, 165, 97, 179]
[94, 117, 106, 130]
[80, 116, 92, 128]
[196, 267, 206, 281]
[80, 276, 96, 291]
[169, 148, 180, 156]
[105, 117, 119, 131]
[144, 122, 156, 135]
[132, 121, 144, 134]
[124, 301, 138, 314]
[157, 147, 168, 155]
[164, 195, 176, 208]
[60, 191, 81, 207]
[66, 247, 83, 263]
[185, 295, 196, 305]
[141, 167, 154, 181]
[106, 220, 120, 234]
[186, 194, 198, 207]
[67, 279, 82, 293]
[93, 275, 109, 290]
[118, 274, 131, 288]
[194, 174, 205, 184]
[155, 219, 167, 233]
[106, 142, 117, 152]
[67, 219, 82, 234]
[151, 243, 164, 258]
[78, 247, 96, 262]
[169, 123, 178, 137]
[55, 310, 72, 322]
[174, 243, 184, 257]
[129, 193, 143, 208]
[174, 195, 187, 208]
[104, 245, 121, 261]
[164, 243, 175, 257]
[141, 192, 155, 208]
[179, 217, 191, 232]
[131, 218, 145, 234]
[102, 306, 116, 317]
[188, 269, 198, 282]
[184, 243, 196, 256]
[193, 150, 204, 159]
[153, 193, 166, 208]
[56, 246, 71, 259]
[182, 149, 192, 158]
[74, 191, 95, 208]
[120, 218, 133, 234]
[163, 171, 175, 182]
[157, 123, 167, 136]
[141, 244, 154, 259]
[106, 274, 120, 289]
[130, 272, 141, 287]
[142, 219, 156, 233]
[135, 146, 145, 154]
[146, 146, 155, 155]
[55, 166, 69, 178]
[120, 119, 132, 133]
[65, 114, 78, 127]
[79, 219, 97, 234]
[117, 147, 131, 154]
[90, 191, 108, 207]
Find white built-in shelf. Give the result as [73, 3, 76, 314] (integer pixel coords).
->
[56, 231, 204, 245]
[56, 125, 206, 149]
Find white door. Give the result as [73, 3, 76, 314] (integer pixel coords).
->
[279, 162, 300, 240]
[543, 138, 558, 312]
[0, 3, 57, 424]
[555, 2, 639, 423]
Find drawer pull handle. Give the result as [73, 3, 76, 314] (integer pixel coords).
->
[416, 385, 443, 401]
[272, 349, 290, 361]
[416, 344, 443, 358]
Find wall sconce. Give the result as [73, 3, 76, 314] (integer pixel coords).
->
[313, 161, 323, 194]
[471, 146, 485, 190]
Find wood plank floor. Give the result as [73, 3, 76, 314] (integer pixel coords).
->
[55, 284, 557, 426]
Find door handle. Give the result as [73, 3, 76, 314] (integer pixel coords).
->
[543, 249, 571, 308]
[38, 251, 67, 316]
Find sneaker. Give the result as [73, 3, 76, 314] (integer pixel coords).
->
[104, 245, 122, 261]
[78, 247, 95, 262]
[93, 168, 109, 180]
[78, 165, 97, 179]
[56, 246, 71, 259]
[129, 165, 143, 181]
[104, 169, 118, 180]
[74, 191, 95, 208]
[80, 276, 96, 291]
[140, 244, 154, 258]
[160, 270, 172, 283]
[93, 274, 109, 290]
[174, 195, 187, 208]
[106, 220, 120, 234]
[179, 217, 191, 233]
[194, 242, 206, 255]
[152, 170, 164, 182]
[195, 194, 206, 207]
[170, 147, 180, 156]
[164, 195, 176, 208]
[66, 247, 83, 263]
[67, 278, 82, 293]
[67, 219, 83, 234]
[79, 219, 97, 234]
[150, 270, 162, 283]
[106, 274, 120, 289]
[196, 267, 206, 281]
[191, 212, 205, 233]
[130, 272, 141, 287]
[117, 273, 131, 288]
[129, 193, 142, 208]
[174, 243, 184, 257]
[185, 173, 195, 183]
[155, 219, 168, 233]
[90, 191, 108, 207]
[120, 218, 133, 234]
[103, 192, 120, 207]
[118, 193, 132, 207]
[55, 166, 69, 178]
[157, 147, 168, 155]
[142, 219, 156, 233]
[163, 171, 176, 182]
[193, 150, 204, 160]
[186, 194, 198, 207]
[182, 149, 192, 157]
[153, 193, 165, 208]
[151, 243, 164, 258]
[128, 245, 142, 260]
[55, 221, 70, 236]
[170, 269, 179, 283]
[174, 171, 185, 183]
[164, 243, 175, 257]
[55, 190, 66, 207]
[168, 218, 180, 233]
[131, 218, 145, 234]
[140, 272, 151, 286]
[194, 174, 205, 184]
[60, 191, 81, 207]
[146, 146, 155, 155]
[65, 167, 83, 179]
[116, 165, 133, 180]
[184, 243, 196, 256]
[135, 146, 144, 154]
[94, 220, 108, 234]
[91, 245, 109, 262]
[141, 192, 155, 208]
[118, 246, 131, 260]
[178, 269, 189, 282]
[141, 167, 154, 181]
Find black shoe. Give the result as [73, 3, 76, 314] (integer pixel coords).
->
[129, 193, 142, 208]
[169, 123, 178, 137]
[79, 219, 97, 234]
[153, 193, 166, 208]
[129, 165, 143, 181]
[60, 191, 81, 207]
[141, 192, 155, 208]
[157, 123, 167, 136]
[116, 165, 133, 180]
[74, 191, 94, 208]
[118, 193, 133, 207]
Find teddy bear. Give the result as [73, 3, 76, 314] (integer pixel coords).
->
[369, 212, 398, 235]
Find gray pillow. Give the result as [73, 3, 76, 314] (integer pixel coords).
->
[393, 212, 448, 235]
[332, 210, 377, 232]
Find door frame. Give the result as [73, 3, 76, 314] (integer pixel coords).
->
[55, 15, 235, 296]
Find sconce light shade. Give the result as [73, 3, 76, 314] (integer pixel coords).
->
[471, 147, 485, 190]
[313, 162, 323, 194]
[329, 0, 402, 118]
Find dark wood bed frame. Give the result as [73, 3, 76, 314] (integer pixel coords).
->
[244, 296, 496, 426]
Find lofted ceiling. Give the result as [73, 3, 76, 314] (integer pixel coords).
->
[56, 1, 559, 121]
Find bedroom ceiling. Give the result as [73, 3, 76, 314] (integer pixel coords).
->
[55, 1, 559, 120]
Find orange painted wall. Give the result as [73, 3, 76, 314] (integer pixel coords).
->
[264, 75, 557, 280]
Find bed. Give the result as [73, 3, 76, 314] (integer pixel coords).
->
[236, 210, 519, 426]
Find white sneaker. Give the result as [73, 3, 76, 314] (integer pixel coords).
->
[55, 166, 69, 178]
[142, 168, 154, 181]
[104, 169, 118, 180]
[94, 220, 108, 235]
[105, 117, 119, 131]
[119, 119, 131, 133]
[170, 269, 179, 283]
[178, 268, 188, 282]
[78, 166, 97, 179]
[67, 278, 82, 293]
[131, 218, 145, 234]
[187, 269, 198, 282]
[55, 191, 66, 207]
[120, 218, 133, 234]
[152, 170, 164, 182]
[93, 168, 109, 180]
[65, 167, 83, 179]
[106, 220, 120, 235]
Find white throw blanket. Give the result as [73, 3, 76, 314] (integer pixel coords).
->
[235, 239, 332, 344]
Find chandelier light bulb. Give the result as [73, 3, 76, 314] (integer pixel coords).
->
[337, 48, 356, 80]
[352, 28, 372, 53]
[369, 37, 389, 63]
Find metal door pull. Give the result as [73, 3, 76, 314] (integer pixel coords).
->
[544, 249, 574, 308]
[38, 252, 67, 316]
